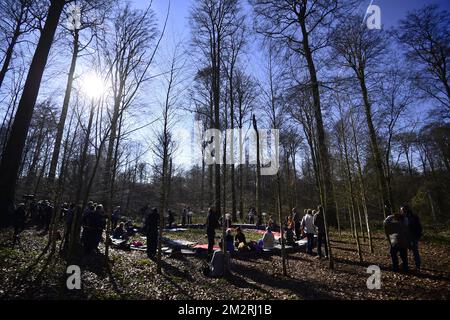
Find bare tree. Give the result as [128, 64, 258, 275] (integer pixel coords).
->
[0, 0, 67, 227]
[47, 0, 114, 188]
[251, 0, 355, 225]
[396, 5, 450, 117]
[150, 44, 185, 273]
[0, 0, 34, 89]
[190, 0, 242, 222]
[331, 15, 393, 217]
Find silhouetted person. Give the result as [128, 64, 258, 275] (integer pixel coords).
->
[143, 207, 159, 261]
[402, 205, 422, 270]
[205, 207, 219, 258]
[168, 209, 175, 229]
[181, 206, 187, 226]
[234, 227, 247, 248]
[112, 206, 121, 229]
[113, 222, 127, 240]
[81, 204, 106, 254]
[13, 203, 26, 245]
[43, 200, 53, 232]
[313, 205, 328, 259]
[384, 209, 410, 272]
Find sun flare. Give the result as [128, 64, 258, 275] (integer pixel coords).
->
[82, 72, 105, 100]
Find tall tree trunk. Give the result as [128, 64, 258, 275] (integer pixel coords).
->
[299, 18, 335, 225]
[252, 115, 262, 225]
[0, 13, 23, 90]
[48, 30, 79, 186]
[75, 102, 95, 203]
[359, 75, 392, 217]
[0, 0, 65, 225]
[341, 128, 363, 262]
[350, 111, 373, 253]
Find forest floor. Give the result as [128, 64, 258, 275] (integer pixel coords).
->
[0, 225, 449, 300]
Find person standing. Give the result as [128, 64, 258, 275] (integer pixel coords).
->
[205, 207, 219, 258]
[168, 209, 175, 229]
[143, 206, 159, 261]
[13, 203, 26, 245]
[402, 205, 422, 270]
[313, 206, 328, 259]
[81, 203, 106, 254]
[384, 209, 410, 272]
[292, 208, 301, 240]
[301, 209, 316, 255]
[187, 207, 193, 224]
[111, 206, 121, 229]
[181, 206, 187, 226]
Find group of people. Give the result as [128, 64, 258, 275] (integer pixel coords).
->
[384, 205, 422, 272]
[181, 206, 194, 225]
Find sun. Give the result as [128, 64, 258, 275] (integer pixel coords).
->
[82, 72, 105, 100]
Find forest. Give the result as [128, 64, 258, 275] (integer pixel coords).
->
[0, 0, 449, 301]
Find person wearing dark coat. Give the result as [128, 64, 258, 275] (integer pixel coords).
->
[205, 207, 219, 258]
[234, 227, 247, 248]
[43, 201, 53, 232]
[13, 203, 26, 243]
[112, 206, 121, 229]
[143, 207, 159, 260]
[313, 205, 328, 258]
[168, 210, 175, 229]
[402, 205, 422, 270]
[384, 209, 410, 272]
[181, 207, 187, 226]
[81, 204, 106, 254]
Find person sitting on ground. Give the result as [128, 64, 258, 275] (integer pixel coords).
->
[301, 209, 316, 254]
[285, 216, 296, 246]
[112, 222, 128, 240]
[225, 228, 235, 253]
[260, 226, 275, 250]
[207, 243, 230, 278]
[234, 227, 247, 248]
[384, 208, 410, 272]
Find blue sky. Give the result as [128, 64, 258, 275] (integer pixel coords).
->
[128, 0, 450, 169]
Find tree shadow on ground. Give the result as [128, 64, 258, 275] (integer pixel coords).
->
[160, 260, 194, 298]
[333, 256, 450, 282]
[232, 263, 337, 299]
[224, 271, 273, 298]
